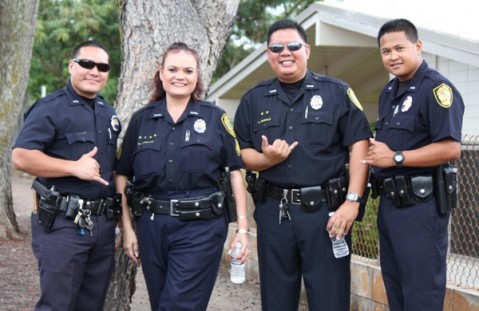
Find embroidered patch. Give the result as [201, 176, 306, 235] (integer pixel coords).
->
[347, 88, 363, 111]
[433, 83, 453, 108]
[221, 113, 240, 156]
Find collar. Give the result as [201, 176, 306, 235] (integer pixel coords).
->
[149, 98, 204, 120]
[386, 61, 429, 95]
[65, 81, 105, 108]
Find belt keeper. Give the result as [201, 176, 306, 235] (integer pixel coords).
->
[236, 228, 250, 234]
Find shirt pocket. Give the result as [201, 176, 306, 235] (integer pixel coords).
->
[301, 110, 334, 146]
[132, 139, 162, 178]
[180, 135, 215, 172]
[65, 132, 95, 159]
[388, 116, 415, 132]
[252, 116, 281, 134]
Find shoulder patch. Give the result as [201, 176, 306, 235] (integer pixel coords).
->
[433, 83, 453, 108]
[221, 113, 241, 156]
[347, 88, 363, 111]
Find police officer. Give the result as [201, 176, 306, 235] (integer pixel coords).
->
[363, 19, 465, 310]
[115, 42, 250, 311]
[12, 41, 121, 311]
[234, 20, 371, 311]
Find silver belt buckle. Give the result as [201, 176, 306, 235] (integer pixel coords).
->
[170, 199, 180, 216]
[290, 189, 301, 205]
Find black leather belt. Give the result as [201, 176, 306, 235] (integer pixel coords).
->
[144, 196, 213, 217]
[58, 196, 114, 215]
[267, 184, 327, 205]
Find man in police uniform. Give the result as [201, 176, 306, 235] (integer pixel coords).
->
[234, 20, 371, 310]
[363, 19, 464, 310]
[12, 41, 121, 311]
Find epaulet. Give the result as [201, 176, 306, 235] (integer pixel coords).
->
[39, 88, 67, 103]
[255, 78, 275, 87]
[199, 100, 224, 112]
[135, 101, 157, 114]
[311, 72, 348, 88]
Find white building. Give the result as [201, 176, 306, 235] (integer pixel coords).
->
[207, 2, 479, 134]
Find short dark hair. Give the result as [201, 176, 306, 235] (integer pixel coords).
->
[377, 19, 418, 46]
[150, 42, 205, 102]
[71, 40, 109, 59]
[267, 19, 307, 45]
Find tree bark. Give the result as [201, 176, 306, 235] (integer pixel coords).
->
[0, 0, 39, 239]
[104, 0, 239, 309]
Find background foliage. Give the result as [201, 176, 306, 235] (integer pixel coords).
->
[28, 0, 120, 103]
[27, 0, 318, 104]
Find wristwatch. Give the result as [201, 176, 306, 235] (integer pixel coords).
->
[393, 151, 405, 166]
[346, 192, 362, 203]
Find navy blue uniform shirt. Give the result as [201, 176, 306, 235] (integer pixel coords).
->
[374, 61, 465, 178]
[115, 99, 243, 196]
[13, 81, 121, 199]
[234, 70, 372, 187]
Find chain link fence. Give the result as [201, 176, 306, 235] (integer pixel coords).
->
[352, 133, 479, 289]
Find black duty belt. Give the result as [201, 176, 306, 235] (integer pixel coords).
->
[144, 196, 213, 216]
[266, 184, 327, 205]
[58, 195, 115, 216]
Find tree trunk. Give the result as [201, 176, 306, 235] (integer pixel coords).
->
[104, 0, 239, 309]
[0, 0, 39, 239]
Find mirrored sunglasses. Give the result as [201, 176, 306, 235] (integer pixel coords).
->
[72, 58, 110, 72]
[268, 42, 307, 53]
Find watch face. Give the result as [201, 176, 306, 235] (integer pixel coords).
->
[346, 193, 358, 202]
[394, 152, 404, 163]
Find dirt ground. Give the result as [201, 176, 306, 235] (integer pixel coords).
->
[1, 173, 263, 311]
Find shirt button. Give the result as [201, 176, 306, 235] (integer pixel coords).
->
[172, 127, 176, 130]
[288, 126, 293, 130]
[290, 108, 294, 111]
[288, 164, 292, 168]
[168, 159, 173, 163]
[385, 122, 389, 126]
[169, 142, 174, 145]
[396, 122, 400, 125]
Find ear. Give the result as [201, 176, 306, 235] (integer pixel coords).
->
[305, 43, 311, 60]
[415, 39, 423, 54]
[68, 60, 75, 75]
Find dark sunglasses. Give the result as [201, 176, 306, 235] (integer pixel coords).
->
[72, 58, 110, 72]
[268, 42, 307, 53]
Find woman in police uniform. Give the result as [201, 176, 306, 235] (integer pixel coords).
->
[115, 42, 250, 311]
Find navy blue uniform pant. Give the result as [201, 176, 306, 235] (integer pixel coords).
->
[378, 195, 449, 311]
[254, 197, 351, 311]
[136, 213, 227, 311]
[31, 212, 117, 311]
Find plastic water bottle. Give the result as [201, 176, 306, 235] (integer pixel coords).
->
[230, 242, 245, 284]
[329, 212, 349, 258]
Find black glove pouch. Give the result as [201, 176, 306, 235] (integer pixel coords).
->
[300, 186, 323, 212]
[411, 176, 433, 202]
